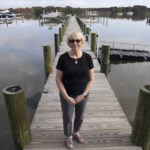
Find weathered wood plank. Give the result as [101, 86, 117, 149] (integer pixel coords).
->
[24, 141, 141, 149]
[30, 130, 132, 139]
[32, 116, 129, 124]
[34, 110, 125, 117]
[35, 105, 123, 112]
[31, 122, 131, 130]
[24, 147, 142, 150]
[24, 146, 142, 150]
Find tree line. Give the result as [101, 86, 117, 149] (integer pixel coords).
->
[1, 5, 150, 18]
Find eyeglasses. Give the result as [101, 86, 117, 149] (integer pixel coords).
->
[69, 39, 81, 43]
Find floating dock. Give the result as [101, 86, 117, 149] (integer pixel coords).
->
[99, 48, 150, 61]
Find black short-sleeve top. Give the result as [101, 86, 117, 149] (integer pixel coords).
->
[56, 52, 94, 96]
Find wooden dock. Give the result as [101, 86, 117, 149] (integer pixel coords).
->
[99, 48, 150, 61]
[24, 16, 142, 150]
[0, 16, 24, 24]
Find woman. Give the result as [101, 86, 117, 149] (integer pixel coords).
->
[56, 31, 94, 149]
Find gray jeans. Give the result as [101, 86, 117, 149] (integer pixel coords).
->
[59, 93, 88, 137]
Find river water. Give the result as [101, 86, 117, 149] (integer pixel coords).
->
[0, 19, 61, 150]
[0, 17, 150, 149]
[88, 17, 150, 123]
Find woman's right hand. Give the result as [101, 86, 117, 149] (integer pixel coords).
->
[65, 96, 75, 104]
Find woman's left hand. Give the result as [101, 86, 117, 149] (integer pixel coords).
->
[74, 95, 84, 104]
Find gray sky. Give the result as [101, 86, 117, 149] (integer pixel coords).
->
[0, 0, 150, 9]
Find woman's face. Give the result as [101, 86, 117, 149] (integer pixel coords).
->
[68, 34, 83, 51]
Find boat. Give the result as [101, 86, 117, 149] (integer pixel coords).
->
[0, 10, 16, 18]
[0, 13, 6, 18]
[82, 18, 99, 23]
[6, 12, 16, 18]
[41, 10, 62, 18]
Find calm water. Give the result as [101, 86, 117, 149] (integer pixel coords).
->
[90, 17, 150, 51]
[90, 18, 150, 123]
[0, 17, 150, 149]
[0, 19, 61, 150]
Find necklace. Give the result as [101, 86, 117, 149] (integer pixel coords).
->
[75, 59, 78, 64]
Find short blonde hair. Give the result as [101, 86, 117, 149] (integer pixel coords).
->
[67, 31, 85, 45]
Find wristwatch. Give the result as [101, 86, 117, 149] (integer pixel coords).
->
[82, 92, 87, 97]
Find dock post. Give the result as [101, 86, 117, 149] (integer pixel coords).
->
[3, 85, 31, 150]
[62, 24, 64, 36]
[86, 34, 88, 41]
[82, 23, 84, 33]
[86, 27, 90, 35]
[91, 33, 97, 56]
[84, 24, 86, 34]
[43, 45, 53, 80]
[86, 27, 90, 41]
[63, 23, 66, 33]
[54, 33, 60, 55]
[131, 85, 150, 150]
[59, 28, 63, 43]
[100, 45, 110, 77]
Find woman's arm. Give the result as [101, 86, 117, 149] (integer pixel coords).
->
[74, 68, 94, 104]
[83, 68, 94, 95]
[56, 69, 75, 104]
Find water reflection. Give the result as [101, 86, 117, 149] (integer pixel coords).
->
[146, 17, 150, 25]
[90, 17, 150, 47]
[0, 19, 60, 150]
[108, 61, 150, 123]
[94, 17, 150, 126]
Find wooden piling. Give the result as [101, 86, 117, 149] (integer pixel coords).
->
[91, 33, 97, 56]
[59, 28, 63, 43]
[100, 45, 110, 77]
[43, 45, 53, 80]
[84, 24, 86, 34]
[3, 85, 31, 150]
[61, 24, 64, 36]
[131, 85, 150, 150]
[86, 34, 88, 41]
[86, 27, 90, 35]
[54, 33, 60, 55]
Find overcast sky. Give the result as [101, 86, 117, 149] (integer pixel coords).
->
[0, 0, 150, 9]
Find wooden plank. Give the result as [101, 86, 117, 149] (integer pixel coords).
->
[35, 105, 123, 112]
[34, 110, 125, 117]
[31, 122, 131, 130]
[30, 130, 132, 139]
[32, 116, 129, 124]
[24, 141, 140, 149]
[24, 146, 142, 150]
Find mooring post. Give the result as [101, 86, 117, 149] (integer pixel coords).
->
[59, 27, 63, 43]
[63, 23, 66, 33]
[43, 45, 53, 80]
[82, 23, 85, 33]
[86, 27, 90, 35]
[85, 27, 90, 42]
[86, 34, 88, 41]
[54, 33, 60, 55]
[84, 24, 86, 35]
[3, 85, 31, 150]
[100, 45, 110, 77]
[91, 33, 97, 56]
[62, 24, 64, 36]
[131, 85, 150, 150]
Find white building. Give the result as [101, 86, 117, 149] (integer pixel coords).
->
[127, 11, 134, 16]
